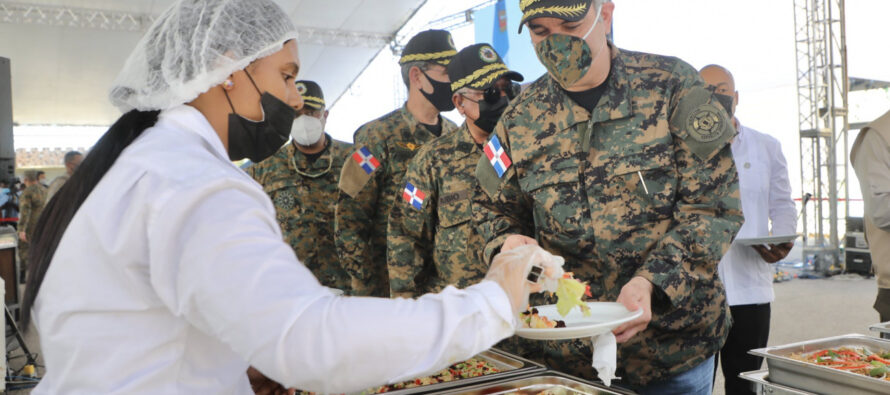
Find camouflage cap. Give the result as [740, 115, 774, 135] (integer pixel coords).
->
[448, 44, 523, 92]
[295, 80, 325, 110]
[399, 29, 458, 66]
[519, 0, 593, 33]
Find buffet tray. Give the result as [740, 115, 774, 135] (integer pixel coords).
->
[868, 321, 890, 335]
[739, 370, 815, 395]
[435, 371, 632, 395]
[359, 348, 546, 395]
[749, 334, 890, 395]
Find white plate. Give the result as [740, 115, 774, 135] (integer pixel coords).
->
[516, 302, 643, 340]
[735, 234, 800, 246]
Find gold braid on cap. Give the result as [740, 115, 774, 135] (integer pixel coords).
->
[451, 63, 508, 91]
[519, 0, 542, 11]
[523, 4, 587, 20]
[399, 49, 458, 64]
[302, 95, 325, 107]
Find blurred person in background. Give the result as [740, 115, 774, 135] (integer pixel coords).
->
[46, 150, 83, 201]
[851, 109, 890, 337]
[248, 80, 353, 292]
[701, 64, 796, 395]
[18, 170, 48, 280]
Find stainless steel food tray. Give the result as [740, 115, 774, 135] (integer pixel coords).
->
[868, 321, 890, 335]
[356, 348, 546, 395]
[739, 370, 815, 395]
[749, 334, 890, 395]
[436, 372, 631, 395]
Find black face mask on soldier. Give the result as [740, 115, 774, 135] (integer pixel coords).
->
[420, 70, 456, 112]
[467, 87, 509, 134]
[713, 93, 735, 118]
[224, 71, 296, 162]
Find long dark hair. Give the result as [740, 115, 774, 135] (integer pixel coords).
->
[21, 109, 160, 328]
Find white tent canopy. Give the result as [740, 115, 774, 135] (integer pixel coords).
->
[0, 0, 427, 126]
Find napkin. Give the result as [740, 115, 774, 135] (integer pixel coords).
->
[592, 331, 619, 386]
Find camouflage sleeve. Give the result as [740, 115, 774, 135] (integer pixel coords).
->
[634, 60, 743, 309]
[473, 124, 534, 264]
[335, 127, 386, 296]
[18, 188, 34, 235]
[386, 148, 436, 298]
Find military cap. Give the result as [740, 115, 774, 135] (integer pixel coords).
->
[519, 0, 593, 33]
[448, 44, 523, 92]
[399, 29, 457, 66]
[295, 80, 325, 110]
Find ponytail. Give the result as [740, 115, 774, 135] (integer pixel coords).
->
[21, 109, 161, 328]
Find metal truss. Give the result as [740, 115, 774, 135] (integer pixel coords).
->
[793, 0, 849, 272]
[0, 1, 392, 48]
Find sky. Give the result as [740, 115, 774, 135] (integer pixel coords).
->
[12, 0, 890, 215]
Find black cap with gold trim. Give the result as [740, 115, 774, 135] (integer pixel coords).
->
[295, 80, 325, 110]
[447, 44, 523, 92]
[399, 29, 458, 66]
[519, 0, 593, 33]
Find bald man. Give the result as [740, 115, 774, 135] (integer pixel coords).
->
[700, 65, 797, 395]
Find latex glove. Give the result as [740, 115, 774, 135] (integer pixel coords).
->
[485, 244, 565, 315]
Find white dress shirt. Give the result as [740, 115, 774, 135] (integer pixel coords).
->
[718, 122, 797, 306]
[32, 105, 515, 394]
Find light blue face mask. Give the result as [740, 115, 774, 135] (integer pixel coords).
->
[1, 188, 9, 195]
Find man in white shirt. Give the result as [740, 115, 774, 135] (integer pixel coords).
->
[701, 65, 797, 395]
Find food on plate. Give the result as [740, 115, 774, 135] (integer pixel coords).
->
[790, 347, 890, 381]
[361, 358, 501, 393]
[554, 272, 592, 317]
[520, 307, 566, 329]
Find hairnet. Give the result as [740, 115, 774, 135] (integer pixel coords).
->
[109, 0, 299, 112]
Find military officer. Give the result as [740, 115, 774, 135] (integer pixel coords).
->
[336, 30, 460, 297]
[387, 44, 524, 298]
[18, 169, 48, 275]
[473, 1, 742, 392]
[249, 80, 353, 291]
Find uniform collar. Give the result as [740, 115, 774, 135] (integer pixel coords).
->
[399, 103, 443, 142]
[542, 43, 634, 129]
[288, 133, 332, 171]
[452, 122, 483, 160]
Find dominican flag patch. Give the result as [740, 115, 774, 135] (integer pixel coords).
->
[402, 182, 426, 210]
[483, 135, 512, 178]
[351, 147, 380, 175]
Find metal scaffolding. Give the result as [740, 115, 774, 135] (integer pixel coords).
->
[793, 0, 849, 272]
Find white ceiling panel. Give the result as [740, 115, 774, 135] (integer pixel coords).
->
[0, 0, 426, 125]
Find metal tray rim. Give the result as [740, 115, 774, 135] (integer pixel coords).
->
[749, 333, 890, 393]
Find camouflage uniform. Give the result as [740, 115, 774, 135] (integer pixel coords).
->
[18, 183, 47, 270]
[336, 105, 458, 296]
[387, 124, 489, 298]
[474, 45, 742, 386]
[249, 135, 353, 291]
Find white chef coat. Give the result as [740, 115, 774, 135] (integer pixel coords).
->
[718, 122, 797, 306]
[32, 105, 515, 394]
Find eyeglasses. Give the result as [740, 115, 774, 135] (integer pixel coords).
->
[462, 82, 521, 105]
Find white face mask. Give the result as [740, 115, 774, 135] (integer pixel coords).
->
[290, 115, 324, 146]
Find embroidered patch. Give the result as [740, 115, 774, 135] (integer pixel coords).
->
[351, 147, 380, 175]
[480, 45, 498, 63]
[402, 182, 426, 210]
[483, 135, 512, 178]
[686, 103, 726, 143]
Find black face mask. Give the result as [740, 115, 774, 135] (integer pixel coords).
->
[473, 95, 509, 134]
[224, 72, 296, 162]
[713, 93, 735, 118]
[420, 70, 455, 112]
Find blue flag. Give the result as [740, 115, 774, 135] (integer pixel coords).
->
[492, 0, 509, 61]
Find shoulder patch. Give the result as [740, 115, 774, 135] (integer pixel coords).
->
[483, 135, 512, 178]
[673, 86, 734, 160]
[476, 154, 503, 199]
[339, 146, 380, 198]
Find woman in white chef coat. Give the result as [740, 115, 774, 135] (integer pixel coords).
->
[20, 1, 556, 393]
